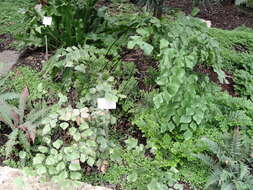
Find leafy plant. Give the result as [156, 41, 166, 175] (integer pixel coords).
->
[32, 81, 121, 183]
[22, 0, 106, 48]
[128, 15, 228, 165]
[236, 0, 253, 8]
[135, 0, 165, 18]
[195, 132, 253, 190]
[0, 62, 50, 161]
[88, 137, 184, 190]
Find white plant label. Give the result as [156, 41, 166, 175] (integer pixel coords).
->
[43, 16, 52, 26]
[97, 98, 116, 110]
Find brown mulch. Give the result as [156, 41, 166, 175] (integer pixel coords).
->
[15, 48, 51, 72]
[122, 49, 159, 91]
[0, 34, 14, 52]
[166, 0, 253, 29]
[194, 64, 237, 96]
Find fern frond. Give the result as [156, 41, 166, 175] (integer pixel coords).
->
[18, 130, 31, 154]
[220, 183, 234, 190]
[5, 128, 19, 158]
[239, 163, 250, 180]
[194, 153, 217, 168]
[26, 107, 50, 124]
[201, 137, 221, 156]
[0, 92, 19, 101]
[231, 131, 242, 161]
[19, 87, 29, 123]
[205, 169, 222, 189]
[0, 101, 15, 127]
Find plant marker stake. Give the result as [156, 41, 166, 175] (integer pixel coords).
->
[42, 16, 52, 61]
[45, 35, 48, 60]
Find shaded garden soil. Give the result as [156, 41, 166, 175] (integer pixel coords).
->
[122, 49, 159, 91]
[166, 0, 253, 29]
[0, 34, 14, 52]
[16, 48, 49, 72]
[194, 64, 237, 96]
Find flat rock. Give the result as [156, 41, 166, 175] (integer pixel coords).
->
[0, 167, 112, 190]
[0, 50, 20, 75]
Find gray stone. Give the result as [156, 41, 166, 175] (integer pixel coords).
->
[0, 167, 112, 190]
[0, 50, 20, 76]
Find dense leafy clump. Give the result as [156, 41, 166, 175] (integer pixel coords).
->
[195, 132, 253, 190]
[209, 27, 253, 100]
[126, 15, 253, 169]
[22, 0, 106, 48]
[33, 105, 117, 182]
[127, 15, 225, 164]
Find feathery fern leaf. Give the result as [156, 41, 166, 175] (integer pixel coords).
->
[5, 129, 19, 158]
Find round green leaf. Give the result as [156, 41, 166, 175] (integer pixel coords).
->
[69, 163, 81, 171]
[60, 122, 69, 130]
[53, 140, 63, 150]
[70, 172, 82, 180]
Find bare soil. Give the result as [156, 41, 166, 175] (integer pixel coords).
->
[166, 0, 253, 29]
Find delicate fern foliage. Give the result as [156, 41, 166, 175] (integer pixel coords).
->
[0, 86, 50, 143]
[195, 132, 253, 190]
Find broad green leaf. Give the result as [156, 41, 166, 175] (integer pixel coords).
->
[69, 127, 77, 136]
[81, 129, 93, 138]
[180, 115, 192, 123]
[160, 39, 169, 49]
[36, 165, 47, 175]
[87, 157, 95, 167]
[140, 42, 153, 55]
[125, 138, 138, 150]
[60, 122, 69, 130]
[56, 162, 65, 172]
[33, 154, 45, 165]
[147, 179, 167, 190]
[153, 94, 163, 109]
[48, 166, 57, 175]
[42, 125, 51, 135]
[53, 140, 63, 149]
[80, 154, 88, 162]
[66, 151, 80, 161]
[79, 122, 89, 131]
[127, 172, 138, 182]
[75, 65, 86, 73]
[70, 172, 82, 180]
[38, 146, 48, 153]
[19, 151, 27, 159]
[45, 156, 57, 166]
[58, 171, 68, 179]
[73, 132, 81, 141]
[69, 163, 81, 171]
[183, 130, 193, 141]
[193, 112, 204, 125]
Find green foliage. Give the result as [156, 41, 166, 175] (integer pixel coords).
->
[33, 93, 119, 183]
[127, 15, 228, 164]
[43, 45, 116, 95]
[22, 0, 106, 48]
[0, 0, 33, 35]
[195, 132, 253, 190]
[236, 0, 253, 8]
[86, 139, 183, 190]
[5, 67, 59, 101]
[0, 73, 50, 159]
[209, 27, 253, 99]
[135, 0, 165, 18]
